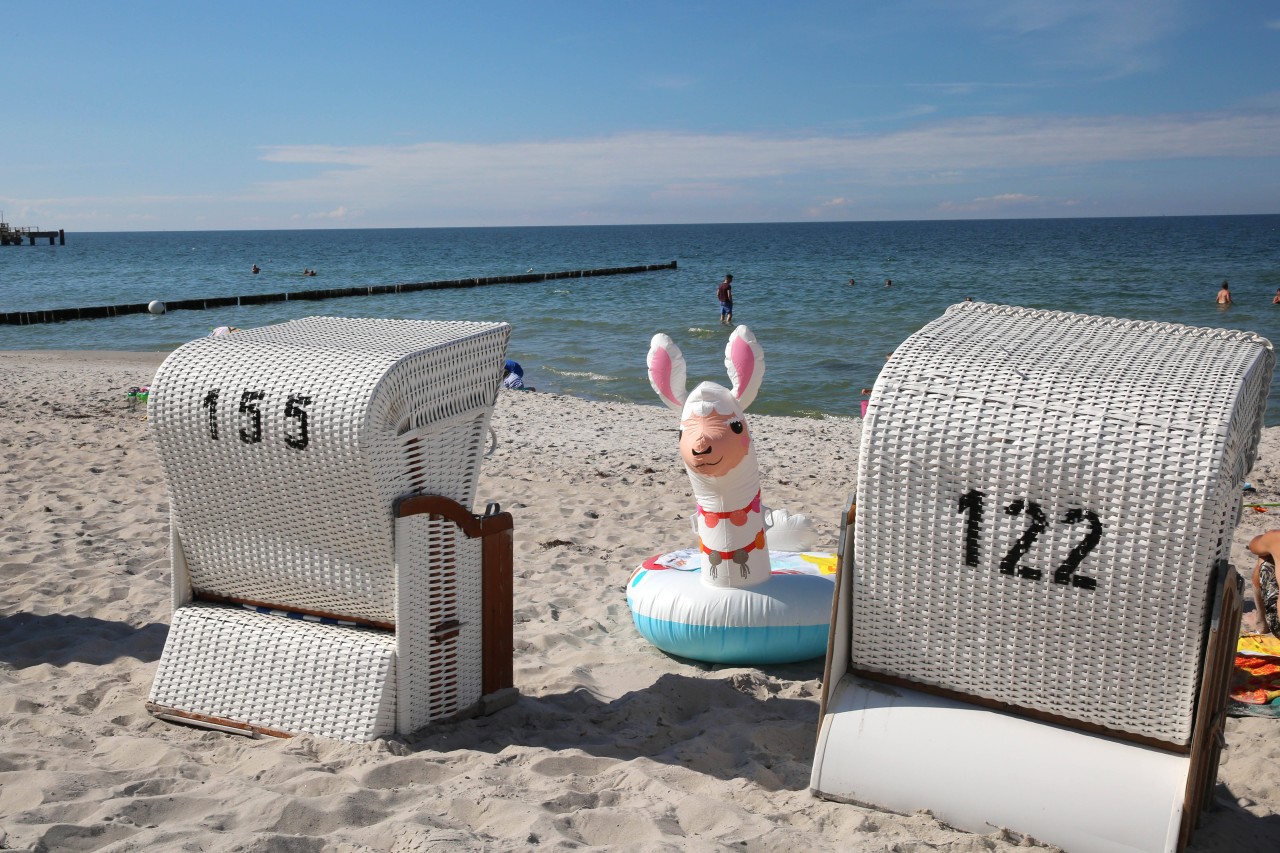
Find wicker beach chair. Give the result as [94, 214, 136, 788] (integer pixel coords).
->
[144, 317, 517, 741]
[811, 303, 1273, 853]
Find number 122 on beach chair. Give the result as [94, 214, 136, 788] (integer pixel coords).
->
[144, 317, 518, 741]
[811, 303, 1273, 853]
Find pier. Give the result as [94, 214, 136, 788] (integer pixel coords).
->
[0, 261, 677, 325]
[0, 222, 65, 246]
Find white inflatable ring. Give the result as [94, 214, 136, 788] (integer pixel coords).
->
[626, 549, 837, 664]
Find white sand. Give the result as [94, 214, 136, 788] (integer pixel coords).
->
[1, 349, 1278, 851]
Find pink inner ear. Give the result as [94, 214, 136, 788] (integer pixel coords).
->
[650, 347, 678, 405]
[729, 337, 755, 398]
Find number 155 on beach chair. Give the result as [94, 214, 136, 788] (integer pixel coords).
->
[144, 317, 518, 741]
[811, 303, 1273, 853]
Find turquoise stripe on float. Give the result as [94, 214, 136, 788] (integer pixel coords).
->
[629, 611, 827, 665]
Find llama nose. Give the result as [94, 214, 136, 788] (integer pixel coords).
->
[691, 445, 712, 456]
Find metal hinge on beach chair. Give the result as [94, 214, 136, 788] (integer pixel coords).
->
[144, 317, 518, 741]
[810, 303, 1273, 853]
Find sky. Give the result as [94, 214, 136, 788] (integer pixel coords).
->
[2, 1, 1278, 231]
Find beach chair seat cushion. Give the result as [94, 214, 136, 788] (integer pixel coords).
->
[149, 603, 398, 740]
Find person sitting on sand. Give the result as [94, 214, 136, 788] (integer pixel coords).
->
[501, 359, 533, 391]
[1247, 530, 1280, 635]
[1217, 280, 1232, 304]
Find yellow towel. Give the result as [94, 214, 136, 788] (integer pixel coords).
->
[1238, 634, 1280, 657]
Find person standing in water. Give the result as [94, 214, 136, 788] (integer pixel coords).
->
[1217, 280, 1232, 304]
[717, 274, 734, 325]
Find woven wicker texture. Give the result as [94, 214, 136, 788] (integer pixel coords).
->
[395, 512, 485, 733]
[149, 317, 510, 623]
[149, 603, 399, 740]
[854, 303, 1273, 745]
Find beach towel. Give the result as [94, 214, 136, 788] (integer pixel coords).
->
[1228, 634, 1280, 717]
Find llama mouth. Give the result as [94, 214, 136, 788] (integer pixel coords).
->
[691, 457, 722, 469]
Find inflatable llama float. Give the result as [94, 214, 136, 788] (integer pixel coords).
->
[626, 325, 837, 664]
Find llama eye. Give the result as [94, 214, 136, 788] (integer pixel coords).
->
[729, 420, 744, 434]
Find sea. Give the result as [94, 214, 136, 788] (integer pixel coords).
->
[2, 216, 1278, 422]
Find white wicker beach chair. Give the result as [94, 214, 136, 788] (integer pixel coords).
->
[811, 303, 1273, 853]
[145, 317, 517, 741]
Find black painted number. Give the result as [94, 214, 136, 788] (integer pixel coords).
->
[203, 388, 316, 450]
[956, 490, 1101, 590]
[1056, 508, 1101, 589]
[284, 395, 312, 450]
[1001, 499, 1049, 580]
[202, 389, 221, 440]
[238, 391, 266, 444]
[958, 489, 983, 567]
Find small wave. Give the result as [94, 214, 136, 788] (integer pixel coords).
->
[685, 327, 721, 338]
[543, 367, 619, 383]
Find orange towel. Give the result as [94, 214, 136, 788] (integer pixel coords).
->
[1229, 635, 1280, 713]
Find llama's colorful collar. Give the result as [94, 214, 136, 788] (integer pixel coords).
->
[700, 529, 767, 561]
[697, 491, 762, 528]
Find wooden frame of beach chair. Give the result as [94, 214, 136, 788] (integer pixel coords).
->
[144, 317, 517, 741]
[810, 303, 1273, 853]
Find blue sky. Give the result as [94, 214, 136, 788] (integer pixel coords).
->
[2, 1, 1277, 230]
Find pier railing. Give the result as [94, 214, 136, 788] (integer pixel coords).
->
[0, 224, 65, 246]
[0, 261, 677, 325]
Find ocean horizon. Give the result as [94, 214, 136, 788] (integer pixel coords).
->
[3, 215, 1278, 422]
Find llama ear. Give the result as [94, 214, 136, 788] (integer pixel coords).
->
[648, 333, 688, 411]
[725, 325, 764, 410]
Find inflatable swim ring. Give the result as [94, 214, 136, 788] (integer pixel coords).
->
[627, 548, 837, 664]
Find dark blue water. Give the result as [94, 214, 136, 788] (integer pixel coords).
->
[2, 217, 1278, 420]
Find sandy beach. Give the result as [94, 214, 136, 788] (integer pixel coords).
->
[2, 348, 1279, 852]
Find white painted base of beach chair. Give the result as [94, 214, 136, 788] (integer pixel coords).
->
[147, 603, 399, 741]
[810, 674, 1188, 853]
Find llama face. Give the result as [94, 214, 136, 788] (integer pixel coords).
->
[679, 386, 751, 476]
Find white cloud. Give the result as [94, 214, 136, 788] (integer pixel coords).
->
[10, 106, 1278, 228]
[253, 111, 1280, 208]
[981, 193, 1040, 203]
[938, 192, 1044, 212]
[963, 0, 1188, 75]
[308, 205, 351, 220]
[806, 197, 854, 218]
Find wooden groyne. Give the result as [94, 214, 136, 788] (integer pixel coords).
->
[0, 261, 677, 326]
[0, 223, 64, 246]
